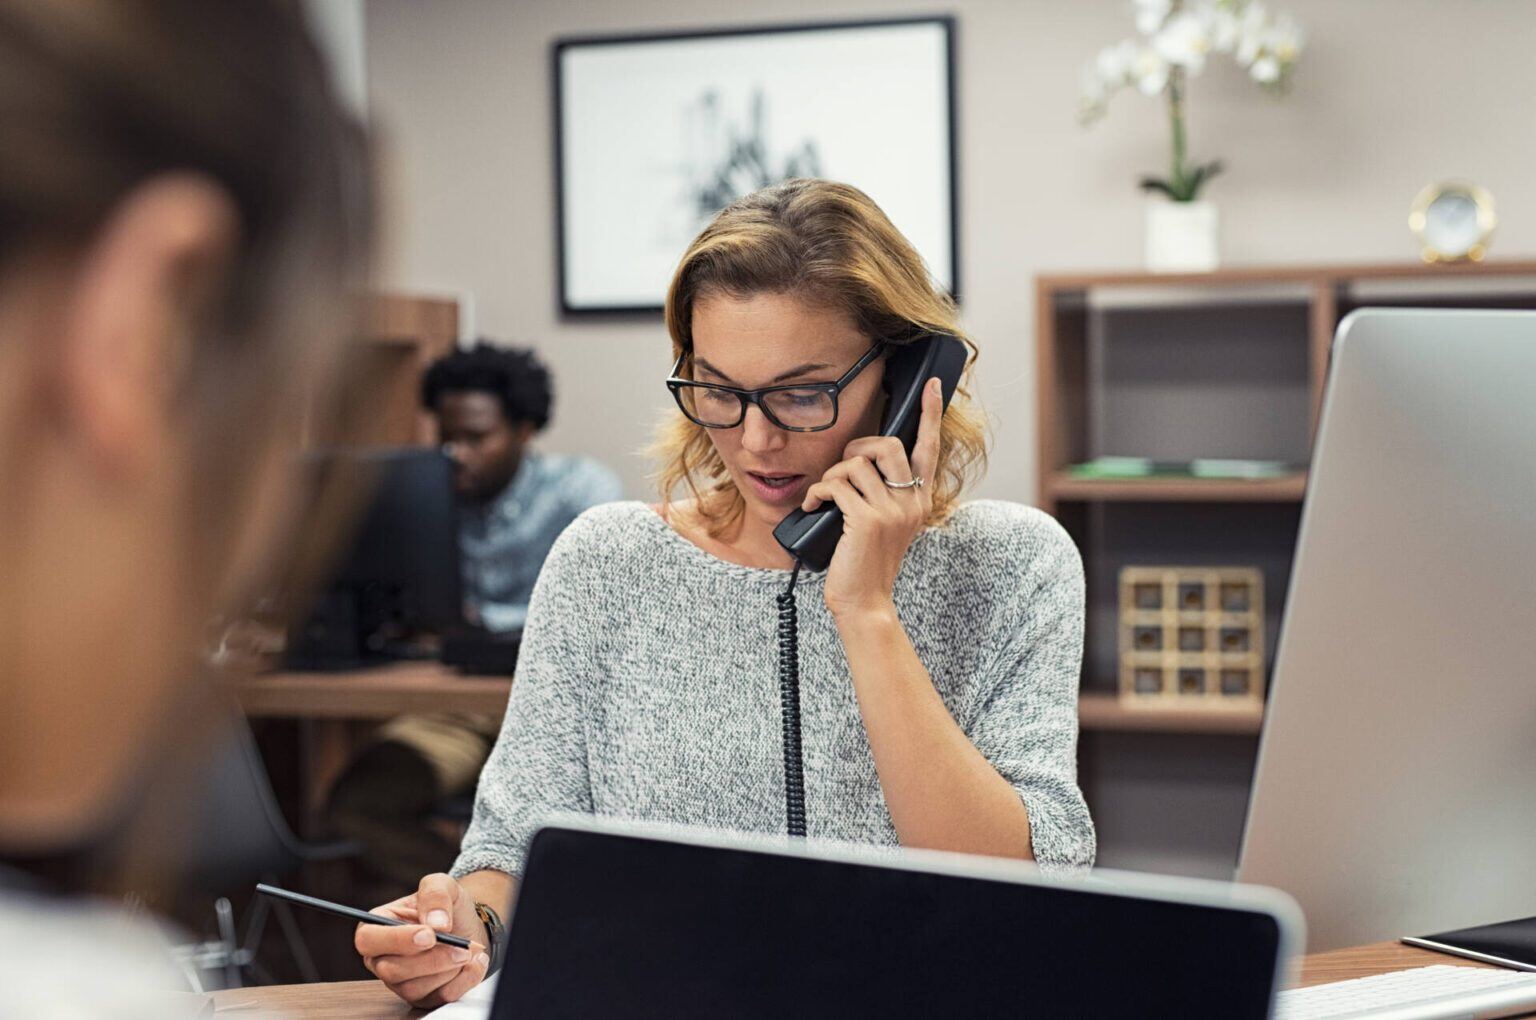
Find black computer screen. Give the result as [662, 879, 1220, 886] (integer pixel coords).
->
[284, 447, 463, 669]
[329, 447, 461, 623]
[494, 826, 1283, 1019]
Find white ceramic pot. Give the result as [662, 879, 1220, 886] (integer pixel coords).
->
[1145, 200, 1220, 272]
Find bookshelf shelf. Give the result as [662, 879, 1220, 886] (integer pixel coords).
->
[1078, 692, 1264, 735]
[1035, 260, 1536, 292]
[1048, 472, 1308, 503]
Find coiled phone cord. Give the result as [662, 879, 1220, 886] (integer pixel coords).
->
[776, 559, 807, 837]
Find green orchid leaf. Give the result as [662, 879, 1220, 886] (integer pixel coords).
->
[1183, 160, 1226, 200]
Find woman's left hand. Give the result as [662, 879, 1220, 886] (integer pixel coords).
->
[802, 376, 942, 623]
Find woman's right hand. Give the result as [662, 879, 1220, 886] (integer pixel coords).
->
[355, 872, 490, 1008]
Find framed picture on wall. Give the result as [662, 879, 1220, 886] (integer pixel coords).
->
[553, 16, 958, 315]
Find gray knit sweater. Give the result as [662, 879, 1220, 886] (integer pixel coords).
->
[451, 499, 1095, 878]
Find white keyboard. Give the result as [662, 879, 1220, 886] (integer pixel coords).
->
[1276, 965, 1536, 1019]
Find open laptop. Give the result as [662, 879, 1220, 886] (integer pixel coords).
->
[486, 817, 1299, 1019]
[1239, 308, 1536, 952]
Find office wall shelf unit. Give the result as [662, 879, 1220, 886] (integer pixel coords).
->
[1037, 260, 1536, 878]
[304, 293, 460, 448]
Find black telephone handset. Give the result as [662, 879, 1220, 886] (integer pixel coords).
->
[768, 332, 968, 839]
[772, 333, 969, 572]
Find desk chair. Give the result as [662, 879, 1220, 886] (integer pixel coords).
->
[174, 706, 362, 991]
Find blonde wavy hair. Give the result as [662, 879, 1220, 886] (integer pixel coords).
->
[654, 178, 988, 536]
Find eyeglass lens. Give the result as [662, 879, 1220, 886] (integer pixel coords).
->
[677, 385, 836, 429]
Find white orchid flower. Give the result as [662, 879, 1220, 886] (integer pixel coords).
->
[1154, 10, 1214, 74]
[1235, 1, 1271, 64]
[1075, 0, 1301, 149]
[1210, 7, 1241, 52]
[1096, 38, 1140, 85]
[1134, 0, 1173, 35]
[1078, 62, 1116, 123]
[1132, 45, 1170, 95]
[1269, 15, 1304, 63]
[1249, 53, 1281, 82]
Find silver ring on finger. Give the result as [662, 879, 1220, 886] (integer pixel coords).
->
[883, 475, 924, 490]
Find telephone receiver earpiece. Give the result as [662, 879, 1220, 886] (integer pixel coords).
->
[772, 333, 969, 571]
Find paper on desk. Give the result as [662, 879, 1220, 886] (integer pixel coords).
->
[424, 974, 499, 1019]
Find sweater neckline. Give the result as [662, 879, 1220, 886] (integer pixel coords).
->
[634, 502, 828, 586]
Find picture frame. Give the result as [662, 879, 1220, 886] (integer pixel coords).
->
[552, 16, 959, 315]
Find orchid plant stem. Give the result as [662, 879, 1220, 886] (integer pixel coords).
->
[1167, 67, 1189, 200]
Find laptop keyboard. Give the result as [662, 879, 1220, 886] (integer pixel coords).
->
[1275, 964, 1536, 1019]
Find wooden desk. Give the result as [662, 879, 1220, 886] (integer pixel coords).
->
[211, 980, 414, 1019]
[227, 662, 513, 720]
[209, 940, 1505, 1018]
[222, 662, 512, 821]
[229, 666, 1254, 734]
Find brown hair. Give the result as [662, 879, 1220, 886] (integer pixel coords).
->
[0, 0, 373, 594]
[657, 178, 987, 535]
[0, 0, 372, 889]
[0, 1, 370, 310]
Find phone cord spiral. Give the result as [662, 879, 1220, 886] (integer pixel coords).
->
[776, 559, 807, 838]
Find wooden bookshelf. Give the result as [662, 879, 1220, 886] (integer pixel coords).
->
[306, 293, 460, 448]
[1035, 260, 1536, 688]
[364, 293, 459, 445]
[1039, 260, 1536, 877]
[1037, 261, 1536, 494]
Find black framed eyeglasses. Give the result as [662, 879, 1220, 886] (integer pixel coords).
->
[666, 341, 885, 432]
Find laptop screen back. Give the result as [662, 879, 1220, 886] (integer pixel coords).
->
[493, 825, 1288, 1019]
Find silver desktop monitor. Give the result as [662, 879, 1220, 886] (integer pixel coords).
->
[1238, 307, 1536, 951]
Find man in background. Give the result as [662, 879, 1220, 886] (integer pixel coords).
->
[327, 341, 620, 893]
[429, 342, 621, 632]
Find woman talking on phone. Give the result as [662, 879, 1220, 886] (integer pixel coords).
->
[358, 178, 1094, 1007]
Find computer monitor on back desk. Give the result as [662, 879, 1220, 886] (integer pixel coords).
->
[284, 447, 464, 670]
[1238, 309, 1536, 951]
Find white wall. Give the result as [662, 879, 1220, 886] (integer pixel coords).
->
[364, 0, 1536, 502]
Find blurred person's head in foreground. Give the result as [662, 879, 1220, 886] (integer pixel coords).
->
[0, 1, 372, 875]
[422, 342, 553, 502]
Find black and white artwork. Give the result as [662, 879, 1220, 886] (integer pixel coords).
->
[554, 18, 957, 314]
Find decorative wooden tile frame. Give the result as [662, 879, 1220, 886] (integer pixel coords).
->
[1118, 566, 1265, 709]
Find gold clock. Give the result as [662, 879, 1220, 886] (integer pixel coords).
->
[1409, 181, 1496, 263]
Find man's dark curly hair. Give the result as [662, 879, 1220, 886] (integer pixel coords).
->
[420, 341, 552, 430]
